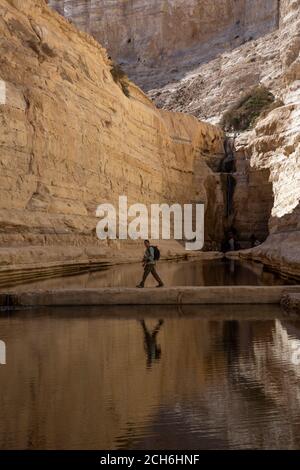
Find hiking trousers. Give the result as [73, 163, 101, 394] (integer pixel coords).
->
[141, 264, 163, 286]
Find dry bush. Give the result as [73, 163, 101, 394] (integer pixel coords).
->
[110, 62, 130, 98]
[221, 86, 280, 131]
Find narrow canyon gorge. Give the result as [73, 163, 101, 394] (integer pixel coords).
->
[0, 0, 227, 284]
[2, 0, 300, 457]
[0, 0, 299, 281]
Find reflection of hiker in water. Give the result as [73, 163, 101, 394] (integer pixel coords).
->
[140, 319, 164, 368]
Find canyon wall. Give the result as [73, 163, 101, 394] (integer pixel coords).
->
[0, 0, 225, 274]
[1, 0, 299, 279]
[151, 1, 300, 122]
[149, 0, 300, 278]
[48, 0, 280, 90]
[237, 87, 300, 279]
[235, 2, 300, 278]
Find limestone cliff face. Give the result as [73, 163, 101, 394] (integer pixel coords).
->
[0, 0, 224, 272]
[48, 0, 280, 90]
[237, 86, 300, 279]
[151, 1, 299, 123]
[150, 0, 300, 278]
[235, 3, 300, 278]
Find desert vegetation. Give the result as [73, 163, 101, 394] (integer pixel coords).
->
[110, 62, 130, 98]
[220, 86, 282, 131]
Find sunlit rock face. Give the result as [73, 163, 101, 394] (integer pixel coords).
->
[236, 4, 300, 278]
[251, 104, 300, 221]
[1, 0, 299, 279]
[144, 0, 300, 277]
[48, 0, 280, 90]
[150, 1, 299, 123]
[0, 0, 225, 272]
[239, 90, 300, 279]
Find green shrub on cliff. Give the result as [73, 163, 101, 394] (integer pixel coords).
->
[110, 62, 130, 98]
[221, 86, 279, 131]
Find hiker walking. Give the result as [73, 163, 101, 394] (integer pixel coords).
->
[137, 240, 164, 288]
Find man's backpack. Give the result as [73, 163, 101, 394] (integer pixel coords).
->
[151, 246, 161, 261]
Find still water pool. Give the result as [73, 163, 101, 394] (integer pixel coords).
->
[2, 258, 295, 291]
[0, 305, 300, 449]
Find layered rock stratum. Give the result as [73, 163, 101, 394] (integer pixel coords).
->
[48, 0, 300, 280]
[0, 0, 226, 279]
[1, 0, 299, 281]
[48, 0, 281, 90]
[150, 0, 299, 122]
[148, 0, 300, 279]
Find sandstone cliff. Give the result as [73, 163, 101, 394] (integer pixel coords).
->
[149, 0, 300, 279]
[236, 82, 300, 279]
[48, 0, 280, 90]
[0, 0, 225, 278]
[151, 1, 299, 122]
[235, 1, 300, 279]
[1, 0, 299, 281]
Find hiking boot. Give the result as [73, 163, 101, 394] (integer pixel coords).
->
[136, 284, 144, 288]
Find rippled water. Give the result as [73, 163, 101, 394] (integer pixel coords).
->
[1, 305, 300, 449]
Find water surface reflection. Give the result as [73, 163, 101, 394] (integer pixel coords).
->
[0, 305, 300, 449]
[2, 258, 294, 291]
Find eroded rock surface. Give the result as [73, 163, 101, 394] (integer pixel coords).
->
[0, 0, 225, 275]
[48, 0, 280, 90]
[1, 0, 299, 281]
[237, 95, 300, 279]
[151, 2, 299, 121]
[149, 0, 300, 278]
[281, 292, 300, 313]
